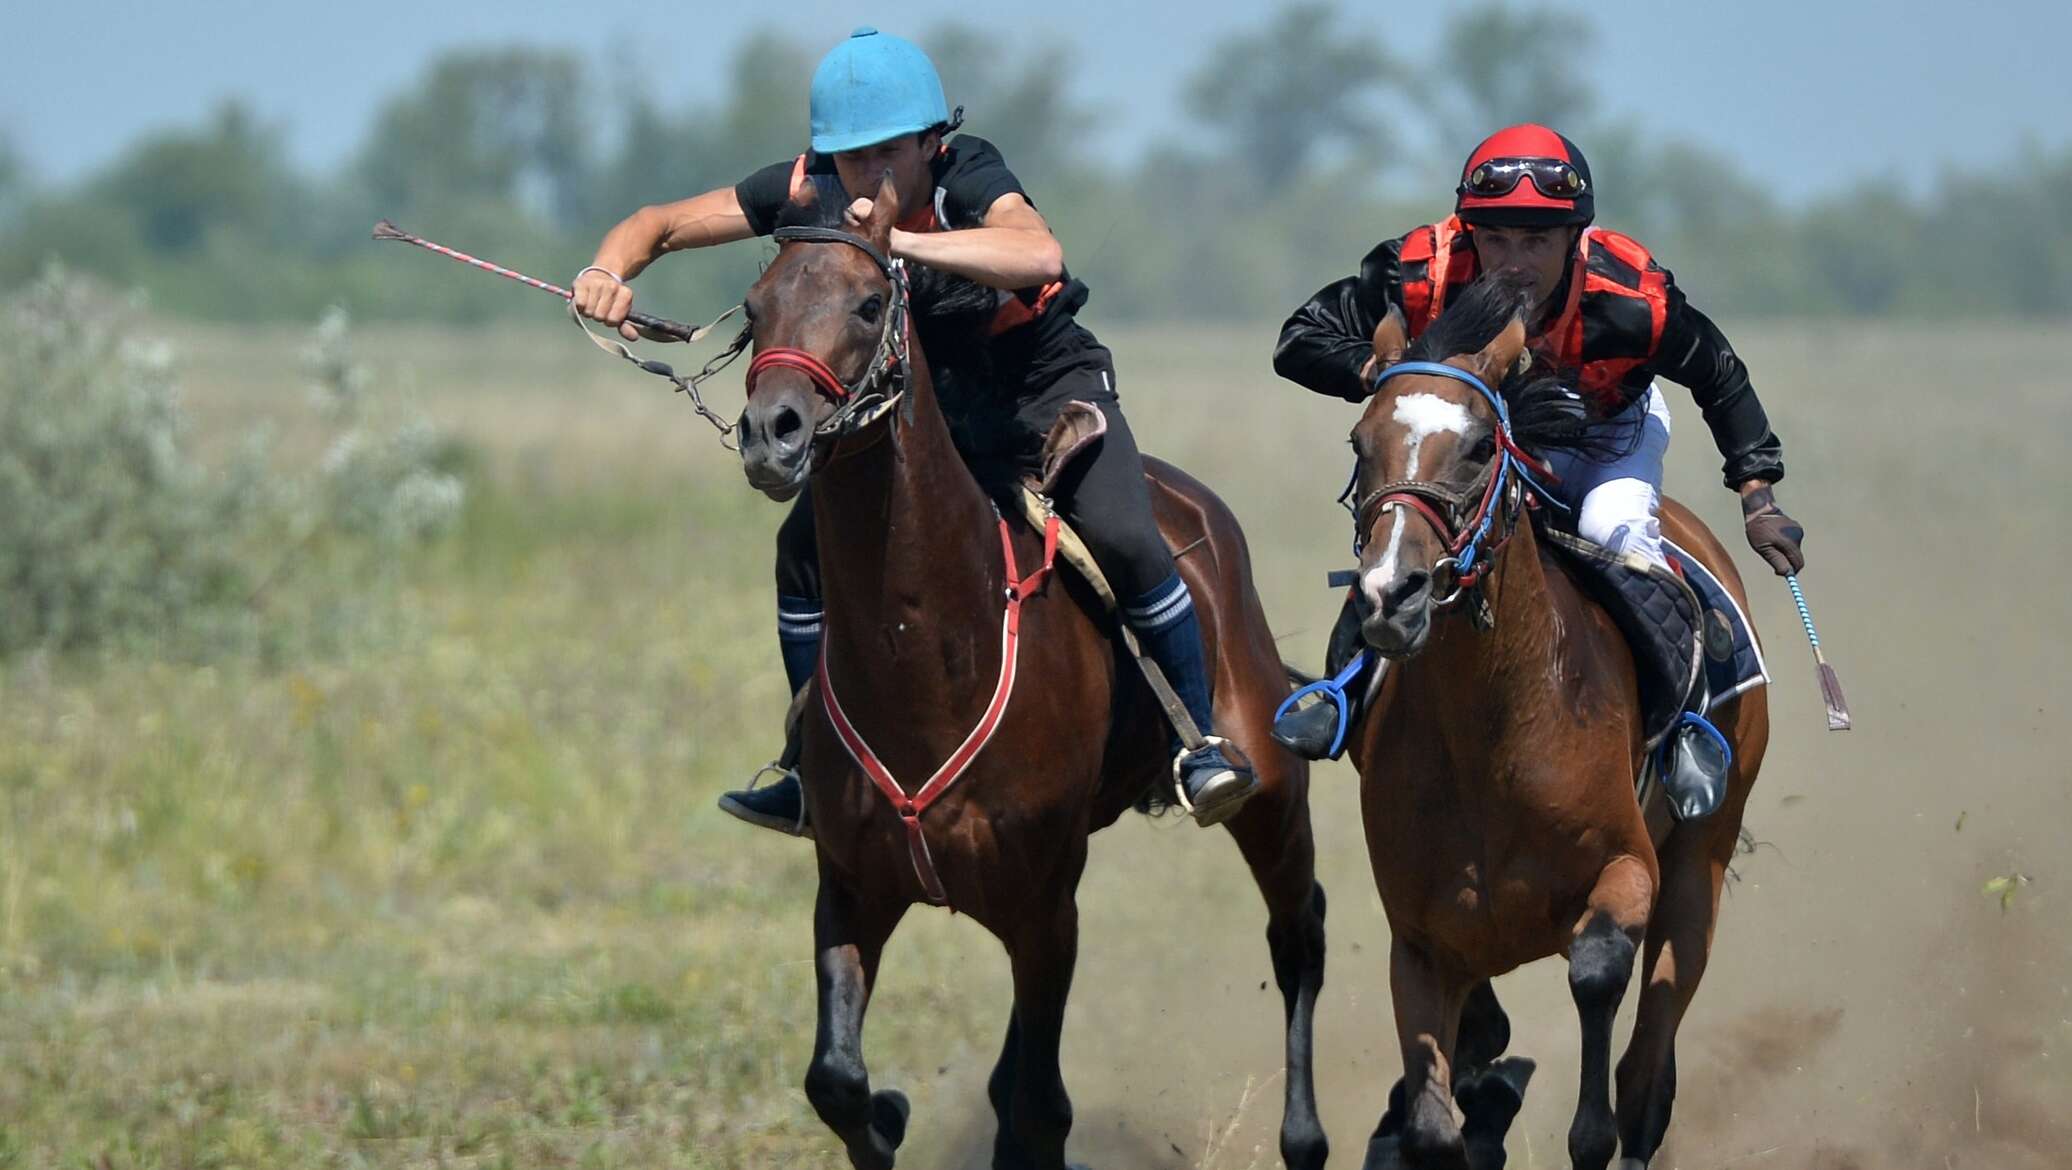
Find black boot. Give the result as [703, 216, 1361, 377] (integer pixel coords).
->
[1661, 711, 1732, 821]
[1271, 589, 1366, 760]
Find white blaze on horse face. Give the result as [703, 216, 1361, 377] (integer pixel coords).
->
[1392, 393, 1474, 480]
[1361, 392, 1473, 609]
[1362, 511, 1407, 611]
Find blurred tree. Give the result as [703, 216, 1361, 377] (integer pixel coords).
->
[0, 135, 23, 217]
[1183, 2, 1400, 193]
[924, 24, 1090, 181]
[1423, 4, 1597, 152]
[85, 101, 293, 253]
[358, 48, 589, 226]
[708, 31, 815, 182]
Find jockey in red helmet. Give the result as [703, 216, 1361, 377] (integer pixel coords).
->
[1272, 125, 1805, 819]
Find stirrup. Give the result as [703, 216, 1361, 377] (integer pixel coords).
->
[1171, 735, 1258, 827]
[1660, 712, 1731, 823]
[1272, 649, 1373, 760]
[718, 760, 812, 838]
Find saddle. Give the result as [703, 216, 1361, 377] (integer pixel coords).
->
[1009, 402, 1217, 774]
[1276, 514, 1769, 813]
[1538, 521, 1768, 821]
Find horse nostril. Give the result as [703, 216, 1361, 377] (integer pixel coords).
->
[1382, 569, 1431, 617]
[771, 405, 804, 447]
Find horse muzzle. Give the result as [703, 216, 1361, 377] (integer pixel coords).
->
[737, 397, 814, 500]
[1361, 566, 1434, 658]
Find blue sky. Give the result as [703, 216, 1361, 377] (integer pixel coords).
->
[7, 0, 2068, 201]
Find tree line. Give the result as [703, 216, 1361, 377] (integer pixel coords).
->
[3, 3, 2068, 326]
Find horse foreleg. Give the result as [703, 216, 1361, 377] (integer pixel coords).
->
[1224, 787, 1329, 1170]
[1370, 940, 1471, 1170]
[805, 867, 909, 1170]
[995, 891, 1082, 1170]
[1612, 823, 1732, 1167]
[1566, 855, 1653, 1170]
[1452, 981, 1535, 1170]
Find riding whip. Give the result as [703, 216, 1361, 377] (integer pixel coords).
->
[1785, 574, 1850, 731]
[371, 219, 706, 340]
[371, 220, 752, 442]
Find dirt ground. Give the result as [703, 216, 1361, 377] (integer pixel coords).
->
[19, 315, 2064, 1169]
[835, 321, 2072, 1170]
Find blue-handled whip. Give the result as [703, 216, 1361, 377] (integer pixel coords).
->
[1785, 574, 1851, 731]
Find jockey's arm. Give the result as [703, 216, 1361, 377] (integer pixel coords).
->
[1273, 238, 1404, 402]
[576, 188, 758, 339]
[1652, 297, 1784, 491]
[1274, 275, 1390, 402]
[883, 193, 1065, 291]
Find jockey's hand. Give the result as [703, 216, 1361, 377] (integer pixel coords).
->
[572, 267, 643, 342]
[1739, 482, 1805, 575]
[844, 198, 874, 231]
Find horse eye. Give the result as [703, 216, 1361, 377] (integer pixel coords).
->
[857, 294, 883, 324]
[1469, 433, 1498, 462]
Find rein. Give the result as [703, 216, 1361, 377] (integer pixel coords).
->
[1350, 360, 1564, 603]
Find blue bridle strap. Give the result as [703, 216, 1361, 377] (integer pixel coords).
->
[1372, 361, 1512, 425]
[1363, 360, 1566, 576]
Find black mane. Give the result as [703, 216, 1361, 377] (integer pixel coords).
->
[1404, 273, 1636, 461]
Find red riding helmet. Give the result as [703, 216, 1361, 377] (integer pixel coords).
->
[1455, 124, 1595, 228]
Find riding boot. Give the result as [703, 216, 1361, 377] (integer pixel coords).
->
[1272, 589, 1367, 759]
[716, 594, 821, 838]
[1124, 573, 1258, 826]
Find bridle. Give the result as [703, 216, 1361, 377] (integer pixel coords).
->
[742, 225, 914, 445]
[1347, 360, 1563, 607]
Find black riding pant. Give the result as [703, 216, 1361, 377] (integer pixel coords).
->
[774, 352, 1175, 608]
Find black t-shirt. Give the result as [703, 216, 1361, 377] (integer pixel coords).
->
[734, 135, 1102, 402]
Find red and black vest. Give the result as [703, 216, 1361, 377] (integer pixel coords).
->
[1397, 216, 1672, 407]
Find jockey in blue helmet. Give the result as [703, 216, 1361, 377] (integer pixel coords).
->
[573, 28, 1257, 835]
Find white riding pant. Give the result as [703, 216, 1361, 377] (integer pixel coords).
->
[1538, 384, 1672, 570]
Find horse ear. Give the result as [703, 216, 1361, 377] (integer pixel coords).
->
[1371, 303, 1409, 368]
[790, 178, 819, 214]
[1470, 312, 1528, 389]
[864, 170, 901, 251]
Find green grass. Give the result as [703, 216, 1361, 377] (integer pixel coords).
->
[3, 315, 2068, 1168]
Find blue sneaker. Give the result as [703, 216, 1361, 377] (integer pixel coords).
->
[718, 768, 813, 838]
[1173, 739, 1257, 826]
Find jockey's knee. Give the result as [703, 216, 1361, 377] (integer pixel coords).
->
[1575, 478, 1665, 568]
[1077, 518, 1174, 604]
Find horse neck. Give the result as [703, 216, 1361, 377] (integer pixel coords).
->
[1416, 519, 1565, 739]
[810, 337, 1001, 658]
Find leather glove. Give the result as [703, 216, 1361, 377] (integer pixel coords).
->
[1740, 484, 1805, 575]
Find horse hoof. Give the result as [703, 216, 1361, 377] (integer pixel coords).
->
[1456, 1055, 1535, 1134]
[871, 1089, 910, 1150]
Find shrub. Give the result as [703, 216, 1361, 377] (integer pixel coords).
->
[0, 268, 466, 658]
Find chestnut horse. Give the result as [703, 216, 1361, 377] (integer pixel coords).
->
[1343, 279, 1769, 1170]
[730, 178, 1329, 1170]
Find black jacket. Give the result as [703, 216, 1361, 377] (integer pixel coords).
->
[1273, 229, 1786, 487]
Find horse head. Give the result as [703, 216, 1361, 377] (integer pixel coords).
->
[737, 172, 908, 500]
[1347, 279, 1534, 657]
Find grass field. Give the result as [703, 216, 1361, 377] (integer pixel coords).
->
[2, 313, 2067, 1169]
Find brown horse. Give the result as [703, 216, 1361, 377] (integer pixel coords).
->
[730, 177, 1329, 1170]
[1342, 279, 1769, 1170]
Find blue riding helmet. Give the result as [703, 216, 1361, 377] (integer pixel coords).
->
[810, 27, 951, 154]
